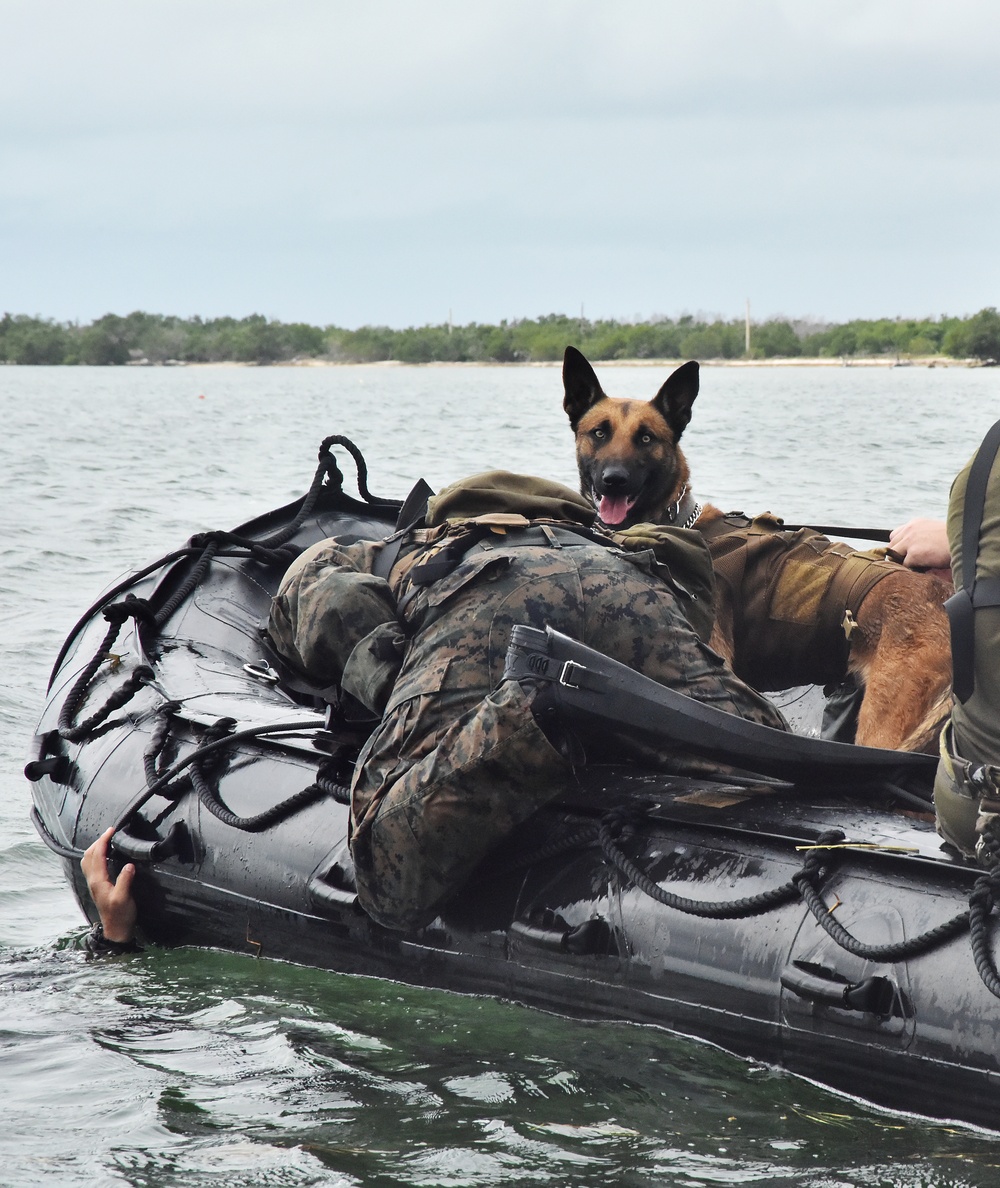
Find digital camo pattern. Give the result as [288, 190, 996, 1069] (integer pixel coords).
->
[340, 534, 786, 930]
[267, 537, 397, 696]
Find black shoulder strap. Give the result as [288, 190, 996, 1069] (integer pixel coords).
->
[961, 419, 1000, 593]
[947, 419, 1000, 702]
[371, 479, 434, 581]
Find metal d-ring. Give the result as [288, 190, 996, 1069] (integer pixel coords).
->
[243, 661, 281, 685]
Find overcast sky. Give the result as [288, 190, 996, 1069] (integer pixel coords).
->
[2, 1, 997, 327]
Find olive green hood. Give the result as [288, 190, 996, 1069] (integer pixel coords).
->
[425, 471, 596, 528]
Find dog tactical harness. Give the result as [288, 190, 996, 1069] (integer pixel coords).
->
[699, 512, 902, 691]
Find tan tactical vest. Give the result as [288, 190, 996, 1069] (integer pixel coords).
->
[700, 512, 901, 690]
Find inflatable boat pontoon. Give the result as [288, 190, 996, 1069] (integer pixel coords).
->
[27, 436, 1000, 1131]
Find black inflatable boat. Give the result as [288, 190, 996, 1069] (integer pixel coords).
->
[27, 436, 1000, 1131]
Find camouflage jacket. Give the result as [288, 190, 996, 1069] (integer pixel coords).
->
[267, 470, 718, 714]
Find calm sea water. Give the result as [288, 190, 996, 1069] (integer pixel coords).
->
[3, 362, 1000, 1186]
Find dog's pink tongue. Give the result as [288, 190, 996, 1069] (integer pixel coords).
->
[599, 495, 631, 525]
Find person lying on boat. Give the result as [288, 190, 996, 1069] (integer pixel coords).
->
[79, 469, 786, 943]
[261, 469, 787, 932]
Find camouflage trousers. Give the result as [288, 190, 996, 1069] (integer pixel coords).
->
[349, 539, 785, 931]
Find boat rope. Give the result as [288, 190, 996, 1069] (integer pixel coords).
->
[143, 700, 184, 791]
[54, 435, 397, 745]
[792, 833, 971, 962]
[189, 754, 328, 833]
[111, 716, 326, 832]
[508, 820, 601, 870]
[599, 807, 819, 918]
[57, 595, 157, 742]
[310, 772, 353, 805]
[317, 434, 382, 507]
[172, 717, 344, 832]
[601, 814, 973, 961]
[968, 817, 1000, 998]
[121, 710, 354, 840]
[49, 549, 196, 689]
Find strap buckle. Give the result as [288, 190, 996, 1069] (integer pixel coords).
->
[559, 660, 587, 689]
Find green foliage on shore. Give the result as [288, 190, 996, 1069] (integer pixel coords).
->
[1, 308, 998, 366]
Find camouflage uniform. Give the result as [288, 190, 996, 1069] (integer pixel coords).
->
[269, 472, 786, 931]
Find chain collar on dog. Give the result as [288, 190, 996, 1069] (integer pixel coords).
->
[666, 485, 703, 530]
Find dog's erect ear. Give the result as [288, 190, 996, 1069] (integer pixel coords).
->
[651, 360, 700, 441]
[563, 346, 607, 428]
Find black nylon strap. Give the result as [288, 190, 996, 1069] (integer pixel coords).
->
[408, 526, 493, 586]
[503, 639, 610, 693]
[371, 478, 434, 581]
[780, 524, 892, 542]
[948, 419, 1000, 702]
[962, 419, 1000, 594]
[946, 587, 976, 704]
[409, 522, 615, 588]
[947, 577, 1000, 704]
[972, 577, 1000, 606]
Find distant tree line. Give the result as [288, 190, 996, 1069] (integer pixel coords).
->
[2, 308, 999, 366]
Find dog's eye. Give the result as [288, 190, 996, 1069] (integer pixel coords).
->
[640, 432, 653, 444]
[592, 428, 606, 440]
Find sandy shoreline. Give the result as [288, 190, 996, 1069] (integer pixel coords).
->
[128, 354, 971, 370]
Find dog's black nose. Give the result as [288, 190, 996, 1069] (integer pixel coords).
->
[600, 467, 629, 491]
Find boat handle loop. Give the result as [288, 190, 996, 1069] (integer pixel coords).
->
[780, 965, 897, 1016]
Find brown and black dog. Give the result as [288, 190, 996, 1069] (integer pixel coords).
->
[562, 345, 952, 752]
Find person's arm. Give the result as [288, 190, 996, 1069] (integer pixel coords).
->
[888, 518, 951, 573]
[80, 828, 141, 953]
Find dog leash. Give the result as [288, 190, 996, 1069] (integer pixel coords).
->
[778, 523, 891, 543]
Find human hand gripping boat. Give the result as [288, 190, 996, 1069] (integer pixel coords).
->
[25, 434, 1000, 1131]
